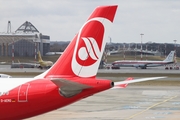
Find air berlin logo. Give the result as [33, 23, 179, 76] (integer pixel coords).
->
[71, 17, 112, 77]
[77, 37, 100, 66]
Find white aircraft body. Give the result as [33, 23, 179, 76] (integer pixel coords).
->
[112, 51, 175, 69]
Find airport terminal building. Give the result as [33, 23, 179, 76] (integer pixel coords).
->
[0, 21, 50, 57]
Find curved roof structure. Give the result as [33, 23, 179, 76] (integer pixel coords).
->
[15, 21, 39, 33]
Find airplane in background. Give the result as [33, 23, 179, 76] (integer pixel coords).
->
[11, 51, 53, 69]
[37, 51, 53, 69]
[11, 60, 39, 68]
[0, 74, 11, 78]
[45, 52, 63, 56]
[111, 51, 175, 69]
[0, 5, 165, 120]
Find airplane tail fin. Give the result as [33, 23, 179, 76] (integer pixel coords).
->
[37, 51, 43, 62]
[17, 59, 20, 63]
[163, 51, 175, 62]
[36, 5, 118, 78]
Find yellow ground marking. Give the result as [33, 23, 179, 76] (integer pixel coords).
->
[125, 95, 178, 120]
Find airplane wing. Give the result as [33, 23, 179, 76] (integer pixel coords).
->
[112, 77, 133, 89]
[113, 76, 166, 89]
[51, 77, 166, 91]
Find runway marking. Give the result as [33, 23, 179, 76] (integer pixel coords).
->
[125, 95, 177, 120]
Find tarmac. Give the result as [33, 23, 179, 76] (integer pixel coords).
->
[1, 65, 180, 74]
[26, 86, 180, 120]
[0, 65, 180, 73]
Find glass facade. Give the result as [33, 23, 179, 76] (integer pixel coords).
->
[43, 43, 50, 55]
[0, 43, 7, 56]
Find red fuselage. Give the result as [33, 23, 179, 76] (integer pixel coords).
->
[0, 78, 112, 120]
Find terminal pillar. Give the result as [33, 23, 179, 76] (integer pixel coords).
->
[2, 43, 4, 56]
[6, 43, 8, 56]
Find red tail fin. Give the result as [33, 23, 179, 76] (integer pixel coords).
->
[36, 5, 118, 78]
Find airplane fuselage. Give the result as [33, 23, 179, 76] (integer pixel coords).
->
[112, 51, 175, 69]
[0, 78, 112, 120]
[39, 61, 53, 68]
[112, 60, 173, 68]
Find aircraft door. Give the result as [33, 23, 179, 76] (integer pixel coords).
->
[18, 83, 29, 102]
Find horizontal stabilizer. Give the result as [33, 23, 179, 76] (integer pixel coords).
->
[51, 78, 91, 91]
[113, 77, 166, 89]
[51, 78, 92, 97]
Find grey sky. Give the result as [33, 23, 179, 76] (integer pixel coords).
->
[0, 0, 180, 44]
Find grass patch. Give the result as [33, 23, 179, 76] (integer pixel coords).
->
[0, 55, 60, 64]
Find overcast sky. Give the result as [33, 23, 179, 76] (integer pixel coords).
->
[0, 0, 180, 44]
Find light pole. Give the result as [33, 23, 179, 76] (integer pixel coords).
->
[174, 40, 177, 63]
[164, 43, 166, 58]
[135, 43, 137, 60]
[140, 33, 144, 60]
[123, 43, 125, 60]
[146, 43, 147, 61]
[109, 37, 112, 44]
[12, 41, 14, 63]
